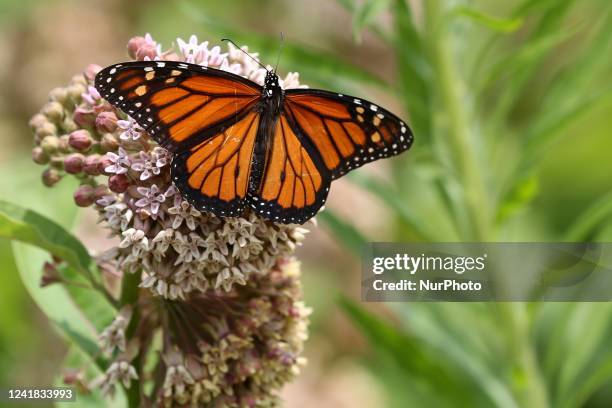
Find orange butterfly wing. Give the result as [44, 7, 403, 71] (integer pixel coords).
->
[171, 111, 260, 216]
[284, 89, 413, 179]
[95, 61, 261, 152]
[251, 113, 330, 223]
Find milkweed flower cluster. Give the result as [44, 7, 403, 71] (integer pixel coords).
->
[30, 34, 311, 406]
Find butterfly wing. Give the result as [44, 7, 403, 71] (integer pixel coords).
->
[283, 89, 413, 179]
[94, 61, 262, 152]
[171, 110, 260, 217]
[250, 113, 331, 224]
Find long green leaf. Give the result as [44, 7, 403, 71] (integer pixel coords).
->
[0, 200, 94, 281]
[12, 243, 109, 372]
[454, 6, 523, 33]
[564, 189, 612, 241]
[340, 298, 486, 407]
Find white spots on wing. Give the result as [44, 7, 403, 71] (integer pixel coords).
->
[106, 77, 112, 83]
[109, 68, 117, 74]
[354, 98, 361, 105]
[156, 62, 166, 67]
[135, 102, 142, 108]
[401, 126, 406, 133]
[377, 113, 384, 119]
[370, 104, 378, 112]
[110, 88, 115, 93]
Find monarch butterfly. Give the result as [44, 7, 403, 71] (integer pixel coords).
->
[95, 46, 413, 224]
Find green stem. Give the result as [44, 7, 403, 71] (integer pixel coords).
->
[496, 303, 550, 408]
[423, 2, 548, 407]
[120, 270, 142, 408]
[424, 0, 490, 241]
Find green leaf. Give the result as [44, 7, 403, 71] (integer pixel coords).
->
[0, 200, 94, 281]
[454, 6, 523, 33]
[352, 0, 390, 42]
[317, 210, 368, 256]
[564, 189, 612, 241]
[340, 298, 489, 407]
[12, 243, 109, 372]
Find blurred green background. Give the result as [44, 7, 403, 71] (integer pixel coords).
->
[1, 0, 612, 407]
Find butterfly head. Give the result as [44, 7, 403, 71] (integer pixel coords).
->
[263, 71, 281, 99]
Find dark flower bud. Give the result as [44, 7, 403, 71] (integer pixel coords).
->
[32, 146, 49, 165]
[73, 184, 95, 207]
[100, 133, 119, 152]
[64, 153, 85, 174]
[109, 174, 130, 193]
[68, 129, 93, 151]
[94, 185, 110, 201]
[83, 154, 101, 175]
[41, 261, 61, 287]
[42, 168, 62, 187]
[73, 107, 95, 127]
[95, 111, 118, 133]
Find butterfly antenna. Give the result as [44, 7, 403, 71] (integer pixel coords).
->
[274, 32, 284, 73]
[221, 38, 268, 71]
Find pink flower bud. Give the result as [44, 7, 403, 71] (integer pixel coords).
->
[109, 174, 130, 193]
[84, 64, 102, 81]
[98, 156, 113, 175]
[94, 185, 110, 200]
[73, 184, 95, 207]
[32, 146, 49, 164]
[42, 168, 62, 187]
[83, 154, 101, 175]
[68, 129, 93, 151]
[127, 36, 147, 59]
[136, 43, 158, 61]
[73, 107, 95, 127]
[95, 111, 118, 133]
[64, 153, 85, 174]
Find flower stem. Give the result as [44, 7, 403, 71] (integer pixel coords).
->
[120, 270, 142, 408]
[424, 0, 490, 241]
[423, 2, 548, 407]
